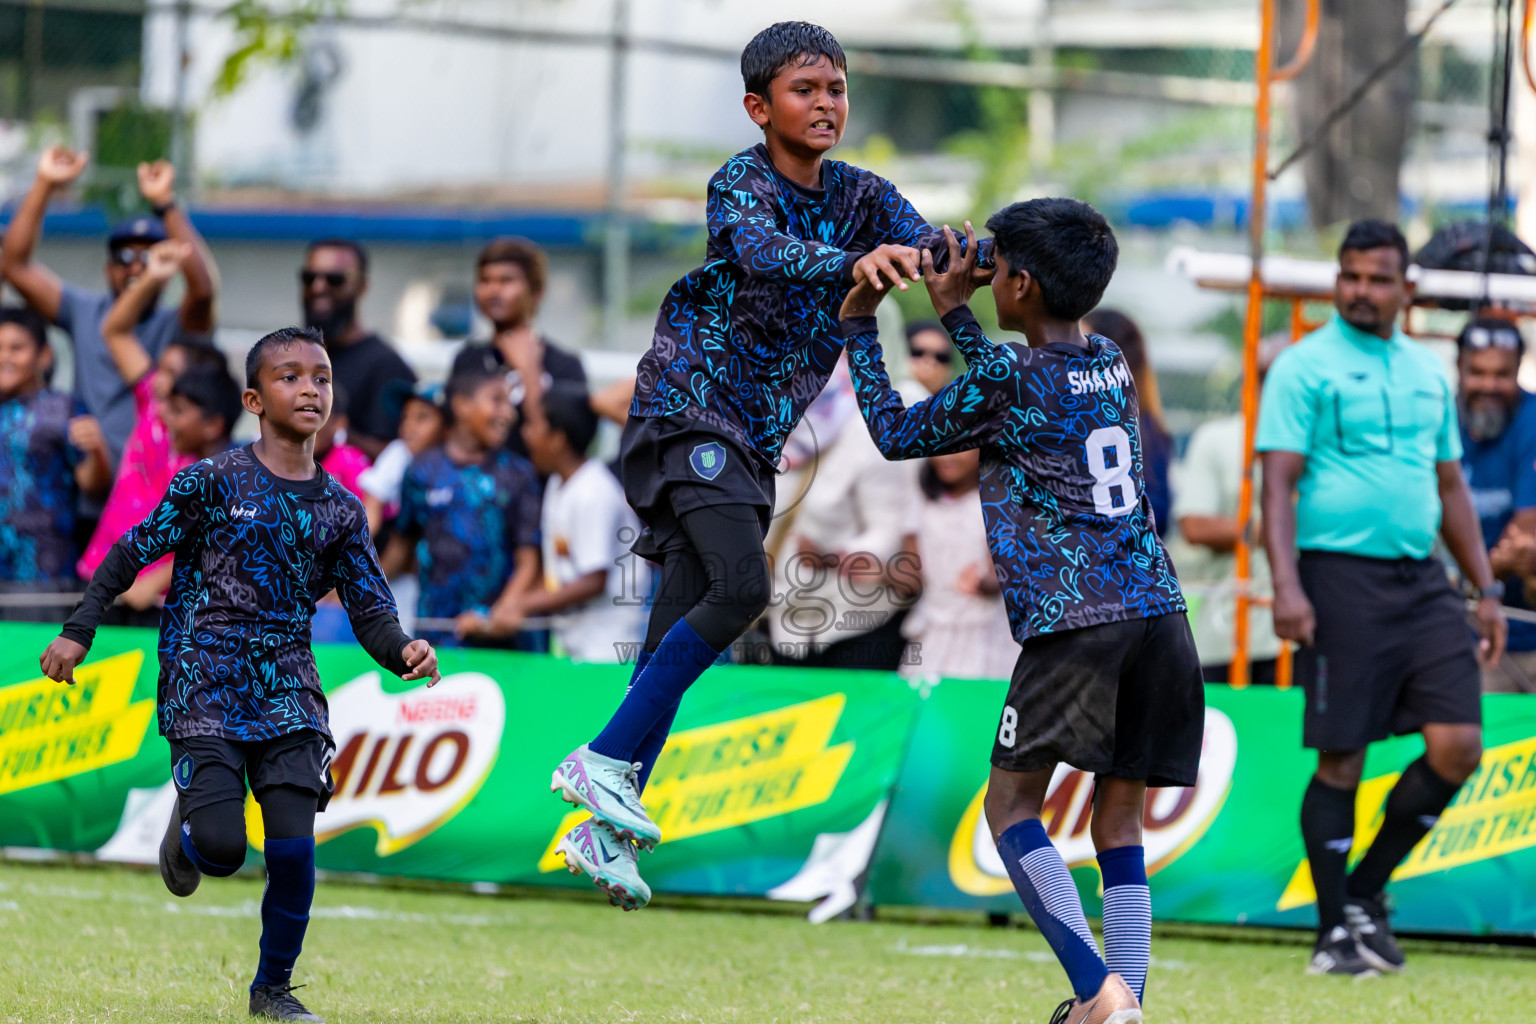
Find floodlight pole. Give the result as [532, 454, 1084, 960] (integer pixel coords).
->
[1232, 0, 1316, 689]
[602, 0, 631, 350]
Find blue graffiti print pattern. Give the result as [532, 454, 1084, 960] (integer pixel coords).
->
[63, 446, 404, 742]
[630, 143, 990, 466]
[0, 390, 83, 583]
[843, 307, 1185, 642]
[396, 446, 542, 635]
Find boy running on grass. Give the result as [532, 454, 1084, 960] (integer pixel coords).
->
[548, 19, 990, 910]
[40, 326, 438, 1023]
[839, 208, 1204, 1024]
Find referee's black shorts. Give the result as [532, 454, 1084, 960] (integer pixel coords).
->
[1293, 551, 1481, 751]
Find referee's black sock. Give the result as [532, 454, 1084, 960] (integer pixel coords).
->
[1301, 776, 1356, 933]
[1347, 755, 1462, 900]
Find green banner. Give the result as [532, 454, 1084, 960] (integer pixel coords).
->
[0, 625, 914, 905]
[8, 623, 1536, 934]
[868, 679, 1536, 936]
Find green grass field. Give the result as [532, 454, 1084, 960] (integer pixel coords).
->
[1, 860, 1531, 1023]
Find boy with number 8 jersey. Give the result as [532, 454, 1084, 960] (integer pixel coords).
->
[838, 204, 1204, 1024]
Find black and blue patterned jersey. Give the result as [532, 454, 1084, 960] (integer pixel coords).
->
[395, 446, 542, 629]
[630, 143, 989, 467]
[0, 389, 83, 584]
[842, 306, 1186, 643]
[62, 445, 410, 741]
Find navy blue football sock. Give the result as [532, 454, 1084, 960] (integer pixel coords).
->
[252, 836, 316, 991]
[634, 704, 678, 794]
[997, 819, 1108, 1001]
[181, 823, 243, 877]
[622, 650, 674, 793]
[589, 619, 719, 763]
[1097, 845, 1150, 1003]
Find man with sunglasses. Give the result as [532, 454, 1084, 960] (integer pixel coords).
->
[1258, 219, 1503, 977]
[0, 146, 218, 464]
[1457, 316, 1536, 693]
[904, 321, 956, 396]
[299, 238, 415, 458]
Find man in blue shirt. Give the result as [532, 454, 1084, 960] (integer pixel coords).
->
[1457, 316, 1536, 693]
[1259, 220, 1504, 978]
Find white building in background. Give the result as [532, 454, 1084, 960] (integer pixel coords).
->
[140, 0, 1057, 197]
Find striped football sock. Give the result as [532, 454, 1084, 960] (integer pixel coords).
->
[996, 818, 1108, 1001]
[1097, 844, 1151, 1003]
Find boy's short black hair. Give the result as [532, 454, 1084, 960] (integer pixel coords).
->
[985, 198, 1119, 321]
[542, 382, 599, 456]
[305, 237, 369, 276]
[445, 364, 503, 404]
[172, 366, 243, 438]
[168, 332, 229, 374]
[0, 307, 49, 350]
[1339, 219, 1410, 277]
[741, 21, 846, 97]
[444, 364, 505, 425]
[245, 326, 326, 389]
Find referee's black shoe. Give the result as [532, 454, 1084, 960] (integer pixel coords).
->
[158, 802, 200, 897]
[1344, 894, 1406, 973]
[250, 982, 324, 1022]
[1306, 925, 1379, 977]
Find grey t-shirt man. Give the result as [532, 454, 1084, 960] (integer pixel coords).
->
[57, 281, 180, 464]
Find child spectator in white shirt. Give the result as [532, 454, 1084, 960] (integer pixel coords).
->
[514, 383, 648, 662]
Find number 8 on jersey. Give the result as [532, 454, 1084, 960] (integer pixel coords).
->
[1086, 425, 1137, 517]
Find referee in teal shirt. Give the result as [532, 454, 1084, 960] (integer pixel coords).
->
[1258, 220, 1504, 978]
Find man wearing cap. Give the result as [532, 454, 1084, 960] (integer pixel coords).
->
[1, 146, 218, 463]
[1258, 218, 1504, 978]
[1457, 316, 1536, 693]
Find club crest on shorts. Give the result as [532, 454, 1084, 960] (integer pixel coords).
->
[689, 442, 727, 481]
[173, 753, 194, 790]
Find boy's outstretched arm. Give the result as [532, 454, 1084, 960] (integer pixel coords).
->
[866, 177, 997, 273]
[709, 174, 919, 291]
[42, 462, 213, 684]
[327, 514, 439, 686]
[919, 223, 1004, 366]
[839, 265, 1011, 461]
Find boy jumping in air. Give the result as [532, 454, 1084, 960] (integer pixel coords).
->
[40, 326, 438, 1023]
[839, 210, 1204, 1024]
[549, 19, 987, 909]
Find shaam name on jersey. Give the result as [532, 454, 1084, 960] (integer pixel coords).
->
[1067, 362, 1132, 396]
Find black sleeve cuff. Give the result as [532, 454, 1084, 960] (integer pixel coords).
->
[842, 253, 865, 283]
[940, 305, 979, 333]
[841, 315, 880, 336]
[59, 624, 95, 649]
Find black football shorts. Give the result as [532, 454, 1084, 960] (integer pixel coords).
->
[169, 728, 336, 814]
[991, 612, 1205, 787]
[1293, 551, 1481, 751]
[618, 414, 775, 561]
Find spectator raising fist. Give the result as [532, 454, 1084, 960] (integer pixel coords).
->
[36, 146, 88, 188]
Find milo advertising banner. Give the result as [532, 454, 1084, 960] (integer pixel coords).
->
[6, 623, 1536, 934]
[0, 624, 913, 917]
[868, 679, 1536, 936]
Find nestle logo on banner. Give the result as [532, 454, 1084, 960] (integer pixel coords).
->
[396, 696, 478, 724]
[948, 708, 1238, 895]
